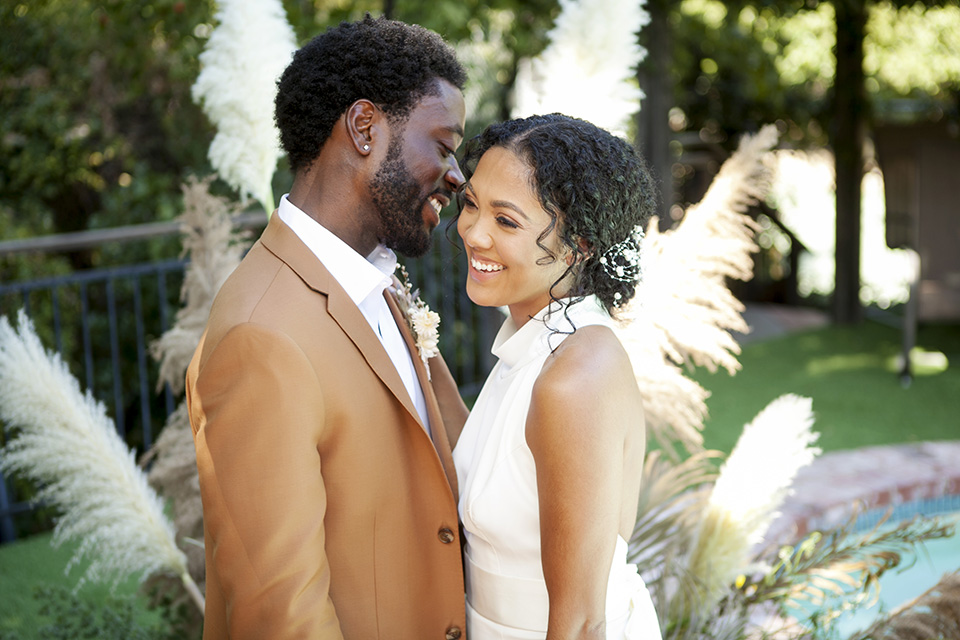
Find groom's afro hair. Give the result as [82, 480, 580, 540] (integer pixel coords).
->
[275, 14, 466, 172]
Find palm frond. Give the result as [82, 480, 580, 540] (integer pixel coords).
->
[743, 507, 956, 629]
[631, 450, 721, 576]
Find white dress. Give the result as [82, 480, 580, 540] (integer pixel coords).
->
[453, 296, 662, 640]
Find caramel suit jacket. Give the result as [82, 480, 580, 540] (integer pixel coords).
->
[186, 213, 466, 639]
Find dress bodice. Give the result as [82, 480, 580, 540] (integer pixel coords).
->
[453, 296, 661, 639]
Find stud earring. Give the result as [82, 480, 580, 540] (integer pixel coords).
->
[363, 144, 370, 151]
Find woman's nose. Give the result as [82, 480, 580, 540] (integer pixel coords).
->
[460, 215, 491, 250]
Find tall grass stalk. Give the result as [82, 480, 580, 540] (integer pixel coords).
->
[0, 312, 204, 614]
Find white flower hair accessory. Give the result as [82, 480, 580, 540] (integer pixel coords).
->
[599, 224, 645, 284]
[394, 265, 440, 379]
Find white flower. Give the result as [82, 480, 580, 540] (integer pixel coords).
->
[409, 306, 441, 361]
[394, 266, 441, 378]
[192, 0, 297, 212]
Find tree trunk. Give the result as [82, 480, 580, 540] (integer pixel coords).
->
[832, 0, 868, 324]
[635, 0, 673, 225]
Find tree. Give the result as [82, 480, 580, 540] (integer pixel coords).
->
[654, 0, 959, 321]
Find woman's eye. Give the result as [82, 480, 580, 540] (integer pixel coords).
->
[496, 216, 519, 229]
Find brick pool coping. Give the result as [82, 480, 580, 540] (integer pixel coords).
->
[764, 440, 960, 545]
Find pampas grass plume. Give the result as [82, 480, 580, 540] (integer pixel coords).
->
[0, 312, 204, 612]
[192, 0, 297, 212]
[688, 394, 820, 610]
[615, 126, 778, 456]
[512, 0, 649, 135]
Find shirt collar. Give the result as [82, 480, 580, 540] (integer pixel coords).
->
[277, 194, 397, 305]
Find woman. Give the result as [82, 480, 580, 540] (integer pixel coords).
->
[451, 113, 662, 640]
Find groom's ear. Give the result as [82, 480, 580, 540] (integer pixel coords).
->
[345, 99, 380, 157]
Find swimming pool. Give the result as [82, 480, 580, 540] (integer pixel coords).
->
[797, 495, 960, 637]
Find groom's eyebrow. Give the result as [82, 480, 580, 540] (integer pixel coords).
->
[441, 124, 464, 144]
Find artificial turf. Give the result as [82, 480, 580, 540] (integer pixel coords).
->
[691, 318, 960, 454]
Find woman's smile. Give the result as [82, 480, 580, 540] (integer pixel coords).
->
[457, 146, 572, 326]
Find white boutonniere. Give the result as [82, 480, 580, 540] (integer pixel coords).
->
[394, 265, 440, 379]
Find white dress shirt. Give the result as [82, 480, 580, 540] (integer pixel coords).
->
[277, 195, 430, 433]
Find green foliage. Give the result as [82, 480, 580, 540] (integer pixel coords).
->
[0, 585, 176, 640]
[740, 510, 956, 636]
[0, 0, 215, 276]
[0, 533, 183, 639]
[666, 0, 960, 152]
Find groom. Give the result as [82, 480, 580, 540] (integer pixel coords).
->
[186, 16, 469, 639]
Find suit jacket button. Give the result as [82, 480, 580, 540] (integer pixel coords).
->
[438, 527, 455, 544]
[445, 627, 462, 639]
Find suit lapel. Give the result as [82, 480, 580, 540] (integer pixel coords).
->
[259, 214, 423, 429]
[385, 290, 459, 500]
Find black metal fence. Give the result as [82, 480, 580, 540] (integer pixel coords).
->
[0, 237, 499, 543]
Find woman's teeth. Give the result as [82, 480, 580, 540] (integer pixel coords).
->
[471, 257, 504, 272]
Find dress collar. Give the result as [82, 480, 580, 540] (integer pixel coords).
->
[491, 296, 609, 372]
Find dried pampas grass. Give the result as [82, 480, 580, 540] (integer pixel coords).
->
[192, 0, 296, 211]
[0, 311, 203, 613]
[616, 125, 778, 456]
[145, 174, 251, 593]
[150, 175, 250, 394]
[512, 0, 649, 135]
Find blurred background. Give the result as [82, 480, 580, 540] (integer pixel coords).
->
[1, 2, 958, 636]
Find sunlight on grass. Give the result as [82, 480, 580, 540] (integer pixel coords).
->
[693, 319, 960, 454]
[806, 353, 885, 376]
[886, 348, 950, 376]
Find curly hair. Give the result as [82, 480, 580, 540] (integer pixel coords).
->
[460, 113, 658, 316]
[275, 15, 466, 172]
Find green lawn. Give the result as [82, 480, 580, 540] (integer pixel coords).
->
[691, 319, 960, 454]
[0, 532, 166, 639]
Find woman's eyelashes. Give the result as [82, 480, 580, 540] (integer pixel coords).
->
[462, 190, 520, 230]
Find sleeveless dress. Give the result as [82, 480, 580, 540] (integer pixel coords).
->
[452, 296, 662, 640]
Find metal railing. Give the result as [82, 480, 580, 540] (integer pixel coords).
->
[0, 232, 499, 543]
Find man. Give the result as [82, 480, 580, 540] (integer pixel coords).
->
[185, 16, 469, 639]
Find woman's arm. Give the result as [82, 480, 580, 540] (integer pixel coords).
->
[526, 325, 642, 640]
[428, 352, 469, 448]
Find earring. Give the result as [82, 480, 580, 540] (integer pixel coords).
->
[362, 144, 370, 151]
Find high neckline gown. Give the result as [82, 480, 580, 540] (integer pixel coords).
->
[453, 296, 662, 639]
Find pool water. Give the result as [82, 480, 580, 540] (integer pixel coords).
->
[789, 496, 960, 636]
[832, 532, 960, 637]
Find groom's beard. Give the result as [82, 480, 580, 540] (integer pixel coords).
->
[369, 138, 433, 258]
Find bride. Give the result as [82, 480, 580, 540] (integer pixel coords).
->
[451, 113, 662, 640]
